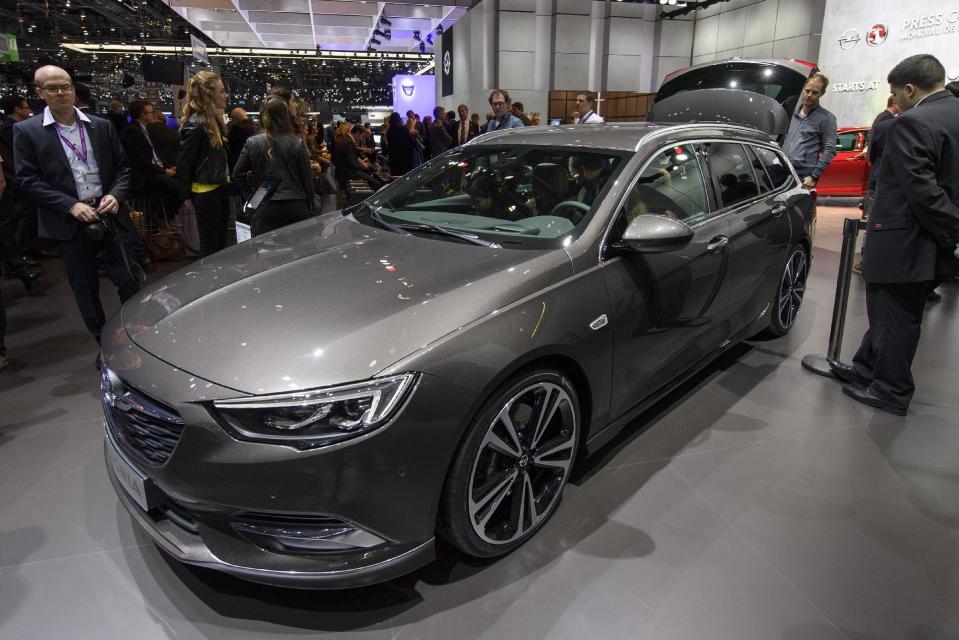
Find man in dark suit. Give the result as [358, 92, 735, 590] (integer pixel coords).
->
[120, 100, 178, 223]
[830, 55, 959, 415]
[0, 94, 41, 294]
[428, 106, 454, 158]
[454, 103, 480, 145]
[14, 65, 139, 345]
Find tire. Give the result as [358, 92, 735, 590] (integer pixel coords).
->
[439, 370, 581, 558]
[765, 243, 809, 338]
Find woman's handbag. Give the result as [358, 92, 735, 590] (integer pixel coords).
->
[236, 180, 280, 241]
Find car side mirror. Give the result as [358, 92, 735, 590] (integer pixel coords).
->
[614, 214, 694, 253]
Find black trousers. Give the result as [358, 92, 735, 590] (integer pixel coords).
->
[0, 187, 31, 278]
[57, 217, 140, 343]
[140, 173, 180, 222]
[193, 187, 231, 257]
[253, 199, 311, 236]
[852, 281, 932, 410]
[0, 276, 6, 357]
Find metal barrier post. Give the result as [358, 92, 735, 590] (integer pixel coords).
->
[802, 217, 866, 377]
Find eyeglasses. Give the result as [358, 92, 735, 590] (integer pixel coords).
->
[41, 84, 74, 94]
[490, 101, 506, 107]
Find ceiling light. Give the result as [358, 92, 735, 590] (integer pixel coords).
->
[370, 37, 381, 45]
[436, 24, 444, 35]
[419, 42, 425, 53]
[379, 16, 392, 27]
[413, 30, 421, 41]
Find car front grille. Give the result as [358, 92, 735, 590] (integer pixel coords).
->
[101, 367, 184, 466]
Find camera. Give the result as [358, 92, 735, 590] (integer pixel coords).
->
[83, 213, 114, 242]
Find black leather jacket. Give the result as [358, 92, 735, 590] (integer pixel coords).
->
[175, 116, 228, 201]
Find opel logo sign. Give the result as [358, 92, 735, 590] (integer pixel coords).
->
[443, 50, 451, 76]
[838, 28, 860, 50]
[400, 79, 415, 97]
[866, 23, 888, 46]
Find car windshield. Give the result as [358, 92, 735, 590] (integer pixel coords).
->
[656, 62, 807, 106]
[355, 146, 627, 250]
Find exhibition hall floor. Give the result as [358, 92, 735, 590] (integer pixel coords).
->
[1, 205, 958, 640]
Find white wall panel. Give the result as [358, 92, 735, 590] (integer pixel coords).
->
[498, 51, 536, 88]
[499, 11, 536, 51]
[657, 19, 694, 58]
[608, 18, 654, 57]
[552, 52, 589, 89]
[691, 14, 719, 58]
[607, 55, 643, 91]
[772, 34, 818, 60]
[554, 14, 591, 53]
[743, 0, 779, 46]
[774, 0, 825, 40]
[556, 0, 590, 15]
[653, 56, 691, 87]
[716, 8, 748, 52]
[499, 0, 536, 11]
[741, 41, 774, 58]
[692, 52, 716, 64]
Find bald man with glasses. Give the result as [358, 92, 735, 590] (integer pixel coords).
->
[14, 65, 139, 347]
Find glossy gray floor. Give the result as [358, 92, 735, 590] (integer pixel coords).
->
[2, 205, 958, 640]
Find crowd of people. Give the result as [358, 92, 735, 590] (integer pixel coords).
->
[0, 63, 610, 372]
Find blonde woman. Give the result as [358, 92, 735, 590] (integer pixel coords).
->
[176, 70, 230, 256]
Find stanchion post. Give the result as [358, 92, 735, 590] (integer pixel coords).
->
[802, 217, 865, 377]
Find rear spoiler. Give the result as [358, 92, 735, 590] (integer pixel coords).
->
[646, 88, 789, 139]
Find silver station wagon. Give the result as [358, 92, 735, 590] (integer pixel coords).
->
[101, 116, 815, 589]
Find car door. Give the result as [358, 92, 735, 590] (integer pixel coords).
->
[600, 143, 733, 421]
[706, 141, 793, 337]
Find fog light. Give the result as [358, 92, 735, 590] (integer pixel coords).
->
[231, 517, 386, 554]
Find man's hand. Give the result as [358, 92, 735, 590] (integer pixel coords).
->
[802, 176, 817, 189]
[164, 167, 176, 177]
[70, 201, 100, 223]
[97, 195, 119, 215]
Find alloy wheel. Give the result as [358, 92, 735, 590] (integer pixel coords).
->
[778, 247, 808, 330]
[467, 382, 578, 545]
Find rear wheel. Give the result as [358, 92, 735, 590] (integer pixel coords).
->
[439, 370, 580, 558]
[765, 244, 808, 337]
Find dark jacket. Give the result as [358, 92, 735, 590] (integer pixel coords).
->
[867, 116, 896, 193]
[227, 118, 256, 172]
[232, 133, 313, 209]
[14, 112, 130, 242]
[428, 120, 454, 157]
[863, 90, 959, 283]
[175, 116, 229, 202]
[0, 117, 17, 182]
[146, 121, 179, 168]
[453, 119, 480, 145]
[120, 121, 167, 194]
[386, 124, 415, 175]
[333, 137, 367, 182]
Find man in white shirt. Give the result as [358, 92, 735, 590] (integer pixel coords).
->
[14, 65, 138, 346]
[575, 92, 604, 124]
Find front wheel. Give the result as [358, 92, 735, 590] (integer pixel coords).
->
[439, 370, 580, 558]
[765, 244, 809, 337]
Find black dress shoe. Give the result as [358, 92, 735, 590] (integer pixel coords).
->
[827, 360, 871, 387]
[841, 385, 907, 416]
[21, 272, 43, 296]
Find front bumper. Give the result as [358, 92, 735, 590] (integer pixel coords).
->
[101, 335, 476, 589]
[106, 429, 435, 589]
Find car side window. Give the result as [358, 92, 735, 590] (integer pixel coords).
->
[621, 144, 710, 226]
[746, 146, 773, 194]
[752, 146, 792, 191]
[836, 131, 858, 152]
[702, 142, 760, 209]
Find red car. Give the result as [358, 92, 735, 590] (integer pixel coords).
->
[815, 126, 870, 197]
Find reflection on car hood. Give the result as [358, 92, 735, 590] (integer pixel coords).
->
[122, 213, 570, 394]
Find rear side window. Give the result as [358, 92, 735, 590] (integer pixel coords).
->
[836, 131, 859, 152]
[702, 142, 759, 209]
[752, 146, 793, 191]
[746, 146, 773, 194]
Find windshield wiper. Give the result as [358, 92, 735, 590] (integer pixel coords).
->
[402, 223, 502, 248]
[360, 202, 500, 248]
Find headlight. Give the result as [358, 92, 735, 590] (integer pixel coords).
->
[212, 374, 417, 448]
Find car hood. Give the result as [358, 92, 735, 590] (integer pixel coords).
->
[122, 213, 571, 394]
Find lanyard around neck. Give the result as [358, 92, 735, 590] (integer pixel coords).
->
[55, 121, 89, 166]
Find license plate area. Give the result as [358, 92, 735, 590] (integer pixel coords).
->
[106, 436, 161, 512]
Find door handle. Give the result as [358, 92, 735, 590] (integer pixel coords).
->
[706, 236, 729, 253]
[771, 205, 787, 217]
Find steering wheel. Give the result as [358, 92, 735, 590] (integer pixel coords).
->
[549, 200, 591, 224]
